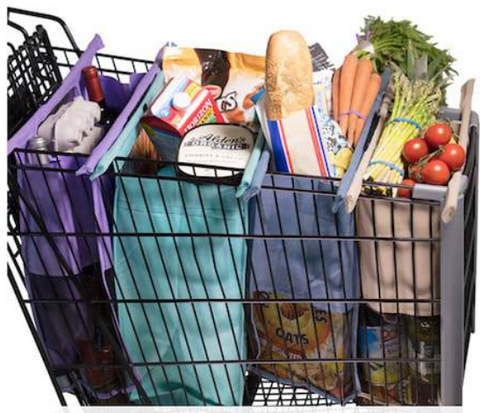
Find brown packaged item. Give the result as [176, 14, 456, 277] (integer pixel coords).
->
[162, 47, 265, 130]
[265, 30, 315, 120]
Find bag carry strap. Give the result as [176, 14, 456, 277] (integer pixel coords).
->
[77, 64, 159, 176]
[341, 73, 394, 214]
[332, 69, 391, 213]
[442, 79, 476, 223]
[7, 34, 104, 154]
[78, 44, 174, 176]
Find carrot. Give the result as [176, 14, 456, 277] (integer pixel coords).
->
[332, 69, 341, 121]
[338, 53, 358, 136]
[347, 58, 372, 144]
[353, 73, 382, 145]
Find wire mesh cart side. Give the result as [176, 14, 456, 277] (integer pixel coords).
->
[7, 8, 155, 406]
[6, 8, 479, 408]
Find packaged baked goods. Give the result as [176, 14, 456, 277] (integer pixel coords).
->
[162, 46, 265, 130]
[265, 30, 315, 120]
[261, 31, 352, 178]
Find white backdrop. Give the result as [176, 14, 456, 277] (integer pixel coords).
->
[2, 0, 480, 411]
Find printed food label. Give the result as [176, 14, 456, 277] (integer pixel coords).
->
[143, 76, 224, 137]
[408, 339, 440, 378]
[177, 124, 254, 178]
[252, 291, 352, 398]
[359, 324, 404, 386]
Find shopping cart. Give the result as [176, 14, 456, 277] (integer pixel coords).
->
[6, 7, 478, 407]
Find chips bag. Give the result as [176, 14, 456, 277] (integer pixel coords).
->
[162, 47, 265, 131]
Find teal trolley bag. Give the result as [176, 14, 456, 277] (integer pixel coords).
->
[91, 68, 266, 405]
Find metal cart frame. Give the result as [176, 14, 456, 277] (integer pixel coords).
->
[6, 7, 478, 407]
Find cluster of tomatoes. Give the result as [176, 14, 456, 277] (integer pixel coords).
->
[397, 122, 466, 197]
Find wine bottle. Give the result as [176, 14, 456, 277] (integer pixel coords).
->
[82, 65, 118, 128]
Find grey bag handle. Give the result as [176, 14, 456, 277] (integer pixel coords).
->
[442, 79, 475, 223]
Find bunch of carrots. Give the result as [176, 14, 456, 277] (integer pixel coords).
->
[332, 53, 381, 146]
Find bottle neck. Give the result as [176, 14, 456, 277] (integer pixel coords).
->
[83, 66, 105, 104]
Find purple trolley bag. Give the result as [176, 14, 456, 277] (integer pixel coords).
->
[7, 34, 154, 402]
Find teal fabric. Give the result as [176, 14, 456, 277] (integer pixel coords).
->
[90, 70, 165, 180]
[92, 69, 264, 405]
[114, 167, 248, 405]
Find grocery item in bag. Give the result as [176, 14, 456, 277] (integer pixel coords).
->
[358, 307, 412, 405]
[252, 292, 353, 398]
[177, 123, 254, 179]
[262, 31, 352, 177]
[265, 30, 315, 120]
[405, 315, 440, 404]
[162, 46, 265, 129]
[142, 76, 224, 137]
[141, 76, 225, 160]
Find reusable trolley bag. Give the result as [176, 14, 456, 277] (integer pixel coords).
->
[355, 108, 479, 317]
[248, 71, 391, 402]
[92, 69, 266, 405]
[7, 34, 149, 399]
[249, 176, 359, 401]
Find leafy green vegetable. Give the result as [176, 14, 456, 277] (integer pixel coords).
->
[358, 17, 456, 99]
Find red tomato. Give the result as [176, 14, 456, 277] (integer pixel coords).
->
[424, 123, 452, 148]
[403, 138, 429, 164]
[397, 179, 415, 198]
[421, 160, 451, 185]
[438, 143, 466, 171]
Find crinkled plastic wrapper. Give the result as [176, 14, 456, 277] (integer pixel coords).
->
[251, 292, 353, 400]
[162, 46, 265, 130]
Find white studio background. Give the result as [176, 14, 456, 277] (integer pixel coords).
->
[2, 0, 480, 412]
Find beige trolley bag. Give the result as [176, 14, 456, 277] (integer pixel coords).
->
[344, 79, 476, 405]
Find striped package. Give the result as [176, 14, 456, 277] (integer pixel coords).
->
[268, 105, 346, 177]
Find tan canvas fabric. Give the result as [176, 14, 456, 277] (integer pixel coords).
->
[356, 198, 440, 316]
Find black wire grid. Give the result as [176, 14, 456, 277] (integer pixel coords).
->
[6, 8, 477, 407]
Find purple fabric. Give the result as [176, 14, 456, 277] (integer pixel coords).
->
[8, 34, 104, 155]
[12, 32, 136, 276]
[9, 33, 146, 399]
[129, 72, 146, 91]
[76, 64, 157, 177]
[92, 177, 114, 274]
[18, 154, 99, 275]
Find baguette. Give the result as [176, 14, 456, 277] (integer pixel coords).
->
[265, 30, 314, 120]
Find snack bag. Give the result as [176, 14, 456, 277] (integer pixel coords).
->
[248, 173, 359, 402]
[162, 47, 265, 129]
[252, 292, 353, 398]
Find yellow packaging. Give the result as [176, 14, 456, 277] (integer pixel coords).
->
[162, 47, 265, 130]
[251, 291, 353, 399]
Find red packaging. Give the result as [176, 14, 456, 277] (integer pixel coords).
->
[142, 76, 224, 137]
